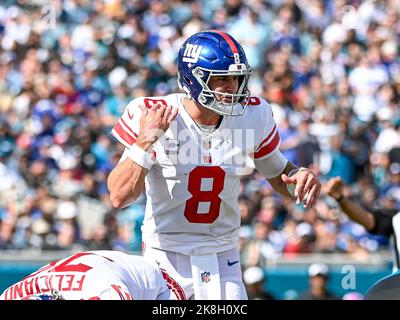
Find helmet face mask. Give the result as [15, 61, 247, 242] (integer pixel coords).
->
[177, 30, 252, 116]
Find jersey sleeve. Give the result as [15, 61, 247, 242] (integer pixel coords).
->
[369, 209, 397, 238]
[111, 98, 143, 148]
[252, 99, 281, 160]
[97, 285, 133, 300]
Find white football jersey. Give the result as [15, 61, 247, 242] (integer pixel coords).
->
[112, 93, 280, 255]
[0, 251, 178, 300]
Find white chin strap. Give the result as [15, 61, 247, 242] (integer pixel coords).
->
[199, 95, 247, 116]
[212, 102, 246, 116]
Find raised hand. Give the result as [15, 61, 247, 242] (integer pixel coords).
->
[136, 103, 178, 151]
[281, 167, 321, 208]
[323, 176, 344, 201]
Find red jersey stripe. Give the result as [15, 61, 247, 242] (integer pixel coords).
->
[112, 122, 136, 145]
[256, 124, 277, 151]
[161, 269, 186, 300]
[254, 130, 280, 159]
[111, 284, 125, 300]
[120, 117, 138, 138]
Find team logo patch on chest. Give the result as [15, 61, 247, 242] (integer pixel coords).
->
[164, 138, 180, 154]
[202, 155, 212, 164]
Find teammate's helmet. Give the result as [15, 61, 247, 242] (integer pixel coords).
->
[177, 30, 252, 116]
[22, 290, 65, 300]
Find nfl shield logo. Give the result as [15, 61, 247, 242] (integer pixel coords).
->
[201, 271, 211, 283]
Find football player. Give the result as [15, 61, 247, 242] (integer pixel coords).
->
[0, 250, 184, 300]
[107, 30, 321, 300]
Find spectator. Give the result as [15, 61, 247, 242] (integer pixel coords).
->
[299, 263, 341, 300]
[243, 266, 276, 300]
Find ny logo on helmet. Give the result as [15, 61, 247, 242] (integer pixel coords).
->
[182, 44, 202, 63]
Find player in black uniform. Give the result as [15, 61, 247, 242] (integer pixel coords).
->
[324, 176, 400, 299]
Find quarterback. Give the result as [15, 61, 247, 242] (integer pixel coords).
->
[107, 30, 321, 300]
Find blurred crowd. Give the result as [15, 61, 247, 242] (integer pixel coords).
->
[0, 0, 399, 279]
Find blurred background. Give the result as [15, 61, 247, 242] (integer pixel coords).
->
[0, 0, 399, 299]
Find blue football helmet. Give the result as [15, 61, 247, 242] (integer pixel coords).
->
[177, 30, 252, 116]
[22, 290, 65, 300]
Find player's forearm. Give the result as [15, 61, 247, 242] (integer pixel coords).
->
[336, 198, 375, 231]
[267, 161, 298, 198]
[107, 158, 148, 209]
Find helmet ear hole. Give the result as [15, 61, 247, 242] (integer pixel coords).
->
[193, 69, 205, 78]
[199, 95, 207, 103]
[184, 75, 193, 85]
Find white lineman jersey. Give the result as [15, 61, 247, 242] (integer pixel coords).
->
[0, 251, 181, 300]
[112, 94, 281, 255]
